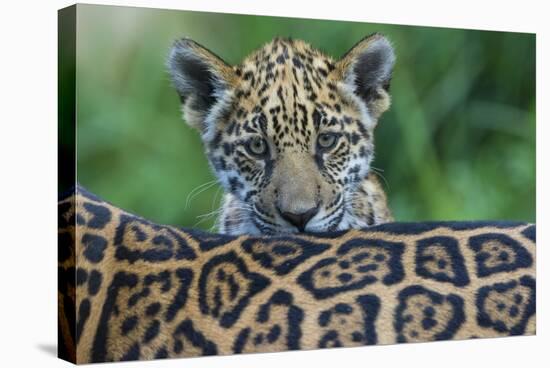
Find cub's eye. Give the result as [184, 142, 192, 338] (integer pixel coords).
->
[245, 137, 269, 157]
[317, 132, 339, 150]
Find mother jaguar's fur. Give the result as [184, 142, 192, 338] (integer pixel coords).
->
[58, 187, 536, 363]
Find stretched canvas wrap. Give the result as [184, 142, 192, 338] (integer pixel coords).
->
[58, 4, 536, 364]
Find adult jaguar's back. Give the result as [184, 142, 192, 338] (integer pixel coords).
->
[58, 187, 536, 363]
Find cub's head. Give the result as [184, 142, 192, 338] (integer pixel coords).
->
[168, 34, 395, 235]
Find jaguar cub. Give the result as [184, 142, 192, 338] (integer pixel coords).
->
[168, 34, 394, 235]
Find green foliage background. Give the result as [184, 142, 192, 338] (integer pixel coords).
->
[70, 4, 536, 230]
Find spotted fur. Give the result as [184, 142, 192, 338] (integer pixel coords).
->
[168, 34, 394, 235]
[58, 187, 536, 363]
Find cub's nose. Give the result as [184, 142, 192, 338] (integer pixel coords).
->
[279, 206, 319, 232]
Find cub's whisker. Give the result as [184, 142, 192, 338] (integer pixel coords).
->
[185, 180, 218, 210]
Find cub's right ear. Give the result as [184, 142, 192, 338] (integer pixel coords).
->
[167, 38, 236, 132]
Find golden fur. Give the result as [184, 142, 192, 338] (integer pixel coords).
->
[58, 189, 536, 363]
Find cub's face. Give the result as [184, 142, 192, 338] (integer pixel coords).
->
[168, 35, 394, 234]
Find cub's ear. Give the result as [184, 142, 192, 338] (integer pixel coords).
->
[335, 33, 395, 121]
[167, 38, 236, 133]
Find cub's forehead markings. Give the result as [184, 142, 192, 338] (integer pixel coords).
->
[210, 39, 367, 155]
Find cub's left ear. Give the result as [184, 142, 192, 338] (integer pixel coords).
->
[335, 34, 395, 120]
